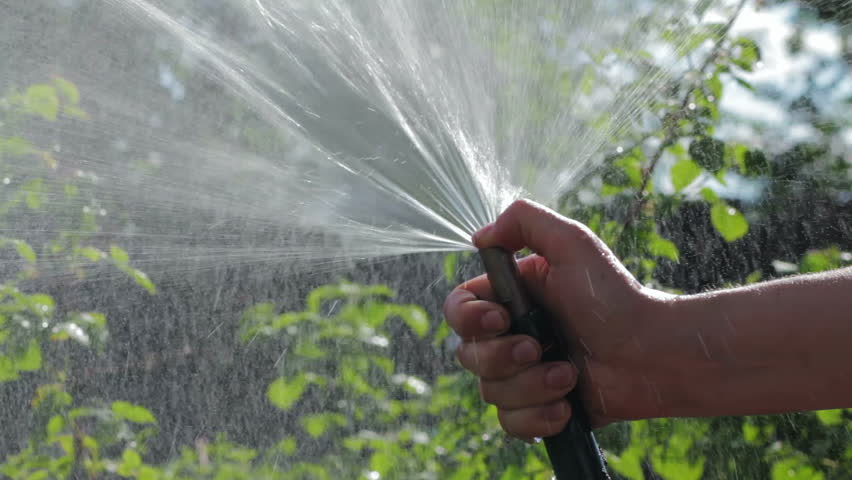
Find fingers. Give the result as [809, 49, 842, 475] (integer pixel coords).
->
[479, 361, 577, 409]
[498, 399, 572, 439]
[456, 335, 540, 379]
[473, 199, 599, 267]
[443, 255, 549, 340]
[443, 287, 508, 339]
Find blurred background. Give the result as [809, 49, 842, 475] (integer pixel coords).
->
[0, 0, 850, 479]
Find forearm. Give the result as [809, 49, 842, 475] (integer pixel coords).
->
[652, 267, 852, 418]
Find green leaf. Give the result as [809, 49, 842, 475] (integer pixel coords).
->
[799, 248, 840, 273]
[648, 232, 679, 261]
[706, 73, 723, 99]
[742, 149, 770, 177]
[608, 446, 646, 480]
[117, 449, 142, 476]
[671, 159, 702, 192]
[370, 450, 395, 476]
[301, 413, 346, 438]
[815, 409, 844, 427]
[294, 340, 326, 359]
[745, 271, 762, 284]
[711, 203, 749, 242]
[47, 415, 65, 437]
[267, 375, 307, 411]
[110, 245, 130, 265]
[732, 37, 761, 72]
[700, 187, 719, 203]
[23, 179, 46, 210]
[16, 339, 42, 372]
[689, 137, 725, 172]
[0, 355, 18, 382]
[771, 456, 824, 480]
[277, 436, 298, 455]
[130, 268, 156, 294]
[77, 246, 104, 262]
[24, 84, 60, 121]
[443, 253, 458, 283]
[398, 305, 429, 338]
[53, 77, 80, 105]
[112, 401, 157, 424]
[14, 240, 37, 264]
[580, 66, 596, 95]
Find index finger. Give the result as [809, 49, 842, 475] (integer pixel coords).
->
[443, 275, 508, 340]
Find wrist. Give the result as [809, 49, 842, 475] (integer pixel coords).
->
[637, 291, 734, 418]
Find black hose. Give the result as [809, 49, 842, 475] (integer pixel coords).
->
[479, 247, 610, 480]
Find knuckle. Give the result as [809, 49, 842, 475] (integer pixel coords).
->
[503, 199, 536, 220]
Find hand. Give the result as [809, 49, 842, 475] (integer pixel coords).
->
[444, 200, 669, 440]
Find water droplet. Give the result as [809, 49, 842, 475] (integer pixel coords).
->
[367, 471, 380, 480]
[688, 102, 696, 110]
[41, 321, 49, 328]
[727, 207, 736, 215]
[83, 206, 91, 213]
[1, 177, 9, 185]
[616, 146, 624, 154]
[99, 209, 107, 216]
[40, 305, 49, 312]
[707, 95, 716, 102]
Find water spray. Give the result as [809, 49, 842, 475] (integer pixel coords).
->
[478, 248, 610, 480]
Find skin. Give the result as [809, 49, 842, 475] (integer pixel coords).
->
[444, 199, 852, 441]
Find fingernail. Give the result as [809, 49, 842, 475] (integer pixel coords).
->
[481, 310, 507, 332]
[545, 401, 568, 421]
[546, 363, 576, 389]
[472, 222, 495, 247]
[512, 340, 538, 365]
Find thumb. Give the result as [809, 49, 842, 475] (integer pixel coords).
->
[473, 199, 597, 267]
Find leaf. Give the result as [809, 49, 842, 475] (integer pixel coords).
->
[110, 245, 130, 265]
[815, 409, 844, 427]
[700, 187, 719, 203]
[77, 246, 104, 262]
[47, 415, 65, 437]
[743, 149, 770, 177]
[397, 305, 429, 338]
[267, 375, 307, 411]
[732, 37, 761, 72]
[771, 456, 824, 480]
[706, 72, 723, 99]
[711, 203, 749, 242]
[443, 253, 458, 283]
[23, 179, 46, 210]
[16, 339, 42, 372]
[671, 159, 702, 192]
[14, 240, 37, 264]
[608, 446, 646, 480]
[24, 84, 60, 121]
[301, 413, 346, 438]
[648, 232, 679, 262]
[53, 77, 80, 105]
[689, 137, 725, 173]
[112, 401, 157, 424]
[799, 248, 840, 273]
[370, 450, 395, 476]
[130, 268, 156, 294]
[117, 449, 142, 476]
[0, 355, 18, 382]
[277, 436, 298, 455]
